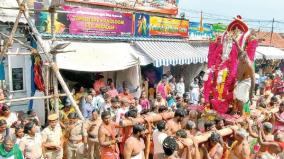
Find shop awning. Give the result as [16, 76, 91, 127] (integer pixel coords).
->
[134, 41, 208, 67]
[47, 41, 139, 72]
[256, 46, 284, 60]
[0, 0, 27, 23]
[255, 52, 264, 60]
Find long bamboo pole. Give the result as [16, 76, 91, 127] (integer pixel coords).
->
[120, 112, 174, 127]
[0, 0, 27, 62]
[0, 93, 68, 104]
[50, 7, 59, 117]
[17, 0, 84, 120]
[44, 65, 50, 115]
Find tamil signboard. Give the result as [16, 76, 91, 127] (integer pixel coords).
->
[189, 22, 213, 40]
[65, 0, 179, 15]
[134, 13, 189, 38]
[35, 5, 133, 36]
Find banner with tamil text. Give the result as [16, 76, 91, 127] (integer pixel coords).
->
[35, 5, 133, 36]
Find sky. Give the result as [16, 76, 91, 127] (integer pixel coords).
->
[178, 0, 284, 32]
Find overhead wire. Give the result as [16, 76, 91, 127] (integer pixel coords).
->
[1, 5, 284, 32]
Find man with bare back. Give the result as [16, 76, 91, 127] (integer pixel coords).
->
[229, 128, 251, 159]
[98, 111, 121, 159]
[233, 38, 255, 115]
[166, 109, 185, 136]
[123, 124, 146, 159]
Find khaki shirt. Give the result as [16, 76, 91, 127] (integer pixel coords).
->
[67, 120, 87, 141]
[42, 125, 62, 146]
[19, 133, 43, 159]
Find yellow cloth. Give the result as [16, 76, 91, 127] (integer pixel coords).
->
[60, 108, 76, 124]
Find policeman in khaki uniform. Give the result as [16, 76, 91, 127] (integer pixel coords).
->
[65, 112, 88, 159]
[42, 114, 63, 159]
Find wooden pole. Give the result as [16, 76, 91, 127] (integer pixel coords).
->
[44, 65, 50, 115]
[50, 7, 59, 117]
[0, 32, 34, 50]
[17, 0, 84, 120]
[120, 112, 174, 127]
[0, 0, 27, 62]
[0, 93, 68, 104]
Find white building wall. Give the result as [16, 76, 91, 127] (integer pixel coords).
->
[6, 43, 32, 112]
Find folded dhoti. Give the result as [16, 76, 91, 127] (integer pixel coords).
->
[234, 78, 251, 103]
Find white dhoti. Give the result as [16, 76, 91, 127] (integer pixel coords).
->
[131, 151, 144, 159]
[234, 78, 251, 103]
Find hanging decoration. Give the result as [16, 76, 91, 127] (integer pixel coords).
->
[33, 54, 45, 92]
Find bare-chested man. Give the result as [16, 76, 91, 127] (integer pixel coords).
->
[123, 124, 146, 159]
[86, 109, 102, 159]
[233, 38, 255, 116]
[201, 132, 224, 159]
[229, 128, 251, 159]
[162, 136, 200, 159]
[98, 111, 121, 159]
[166, 109, 185, 135]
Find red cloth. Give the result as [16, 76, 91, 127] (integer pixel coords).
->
[93, 80, 105, 93]
[119, 126, 132, 154]
[100, 124, 119, 159]
[118, 93, 133, 102]
[33, 56, 45, 92]
[277, 142, 284, 150]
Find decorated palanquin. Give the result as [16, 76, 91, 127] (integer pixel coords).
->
[203, 16, 258, 114]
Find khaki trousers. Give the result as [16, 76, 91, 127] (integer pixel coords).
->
[66, 142, 87, 159]
[45, 149, 63, 159]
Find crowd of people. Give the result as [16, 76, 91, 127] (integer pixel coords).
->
[0, 67, 282, 159]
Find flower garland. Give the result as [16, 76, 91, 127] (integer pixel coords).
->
[204, 31, 258, 114]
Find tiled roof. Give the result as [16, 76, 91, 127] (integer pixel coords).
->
[256, 32, 284, 49]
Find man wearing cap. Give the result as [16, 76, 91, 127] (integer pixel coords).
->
[65, 113, 88, 159]
[42, 114, 63, 159]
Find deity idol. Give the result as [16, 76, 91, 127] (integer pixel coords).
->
[203, 16, 258, 114]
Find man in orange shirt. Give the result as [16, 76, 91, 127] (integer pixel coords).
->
[93, 74, 106, 94]
[118, 88, 134, 102]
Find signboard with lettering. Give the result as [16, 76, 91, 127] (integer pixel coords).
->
[189, 22, 213, 40]
[134, 13, 189, 38]
[35, 5, 133, 36]
[12, 68, 24, 91]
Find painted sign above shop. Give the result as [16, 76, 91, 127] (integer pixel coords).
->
[212, 23, 227, 33]
[65, 0, 179, 15]
[134, 13, 189, 38]
[35, 5, 133, 36]
[189, 22, 213, 40]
